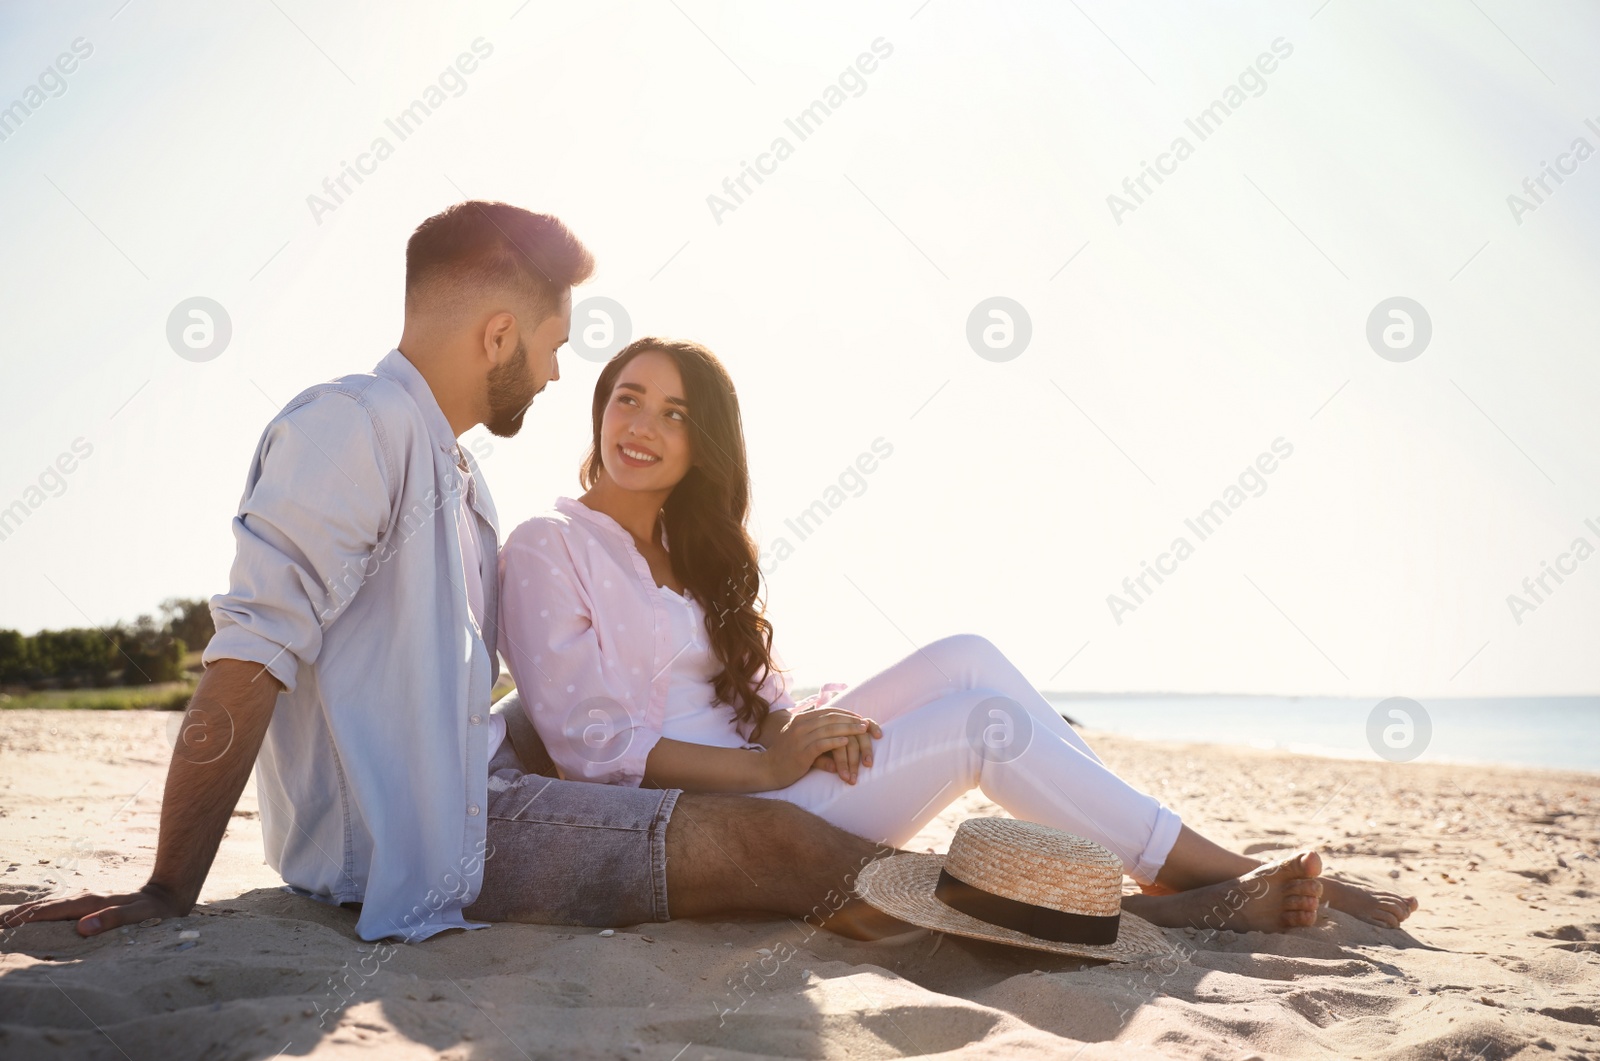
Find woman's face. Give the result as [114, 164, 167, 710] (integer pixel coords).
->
[599, 350, 694, 493]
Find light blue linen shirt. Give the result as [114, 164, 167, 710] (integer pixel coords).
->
[203, 348, 500, 942]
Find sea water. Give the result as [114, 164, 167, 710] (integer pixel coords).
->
[1043, 694, 1600, 774]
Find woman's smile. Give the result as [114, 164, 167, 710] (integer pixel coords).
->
[618, 443, 661, 467]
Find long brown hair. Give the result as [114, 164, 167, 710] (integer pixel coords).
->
[581, 338, 782, 731]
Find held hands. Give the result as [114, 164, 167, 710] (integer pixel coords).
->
[759, 683, 881, 787]
[758, 707, 881, 789]
[794, 683, 879, 784]
[806, 720, 881, 785]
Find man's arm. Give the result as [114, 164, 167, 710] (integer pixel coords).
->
[2, 658, 281, 936]
[2, 393, 394, 939]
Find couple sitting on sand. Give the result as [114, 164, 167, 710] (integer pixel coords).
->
[4, 201, 1416, 958]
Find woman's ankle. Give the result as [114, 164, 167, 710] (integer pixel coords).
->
[1152, 826, 1263, 891]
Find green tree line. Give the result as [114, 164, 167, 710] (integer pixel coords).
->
[0, 598, 213, 688]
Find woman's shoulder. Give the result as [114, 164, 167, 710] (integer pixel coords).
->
[501, 501, 584, 555]
[502, 498, 627, 571]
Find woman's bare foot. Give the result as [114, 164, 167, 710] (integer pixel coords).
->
[1145, 826, 1418, 929]
[1126, 851, 1324, 933]
[1318, 876, 1418, 928]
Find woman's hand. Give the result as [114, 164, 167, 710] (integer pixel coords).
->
[787, 683, 879, 783]
[747, 707, 792, 748]
[810, 718, 881, 784]
[753, 684, 878, 785]
[758, 709, 872, 790]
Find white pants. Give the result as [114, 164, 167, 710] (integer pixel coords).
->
[750, 634, 1183, 885]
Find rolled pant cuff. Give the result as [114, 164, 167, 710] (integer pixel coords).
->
[652, 787, 681, 921]
[1129, 805, 1184, 887]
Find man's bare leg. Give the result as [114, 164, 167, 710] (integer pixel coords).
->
[1147, 825, 1419, 929]
[663, 794, 917, 940]
[664, 797, 1349, 940]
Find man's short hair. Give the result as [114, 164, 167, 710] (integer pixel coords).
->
[405, 201, 595, 324]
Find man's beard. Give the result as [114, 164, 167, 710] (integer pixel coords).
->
[486, 338, 538, 438]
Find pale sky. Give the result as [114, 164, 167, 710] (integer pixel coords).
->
[1, 1, 1596, 699]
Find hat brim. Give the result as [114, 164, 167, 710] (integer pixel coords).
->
[855, 853, 1177, 963]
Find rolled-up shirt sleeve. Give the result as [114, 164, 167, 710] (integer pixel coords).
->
[498, 521, 661, 786]
[204, 393, 393, 692]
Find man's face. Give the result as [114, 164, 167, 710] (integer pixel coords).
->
[485, 290, 572, 438]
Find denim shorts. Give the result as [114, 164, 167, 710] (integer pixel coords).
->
[462, 696, 681, 927]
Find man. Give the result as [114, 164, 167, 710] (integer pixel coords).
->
[4, 202, 1346, 944]
[1, 201, 914, 942]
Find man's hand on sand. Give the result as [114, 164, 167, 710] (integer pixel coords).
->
[6, 660, 289, 940]
[2, 882, 189, 937]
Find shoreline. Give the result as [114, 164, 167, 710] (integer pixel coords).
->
[1079, 729, 1600, 778]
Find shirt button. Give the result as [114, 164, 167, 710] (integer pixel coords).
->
[469, 714, 483, 725]
[467, 804, 481, 816]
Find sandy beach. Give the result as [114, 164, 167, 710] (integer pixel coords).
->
[2, 708, 1596, 1060]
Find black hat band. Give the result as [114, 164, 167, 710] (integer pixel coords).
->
[934, 867, 1121, 946]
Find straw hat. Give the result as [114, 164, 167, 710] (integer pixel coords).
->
[854, 818, 1175, 962]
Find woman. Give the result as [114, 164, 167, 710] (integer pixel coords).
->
[497, 338, 1418, 930]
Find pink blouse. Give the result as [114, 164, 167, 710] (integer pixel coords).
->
[497, 496, 798, 787]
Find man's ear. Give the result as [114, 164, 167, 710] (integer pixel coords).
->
[482, 311, 517, 366]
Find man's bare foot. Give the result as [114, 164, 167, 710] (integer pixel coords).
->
[1318, 876, 1418, 928]
[817, 897, 920, 941]
[1126, 850, 1324, 933]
